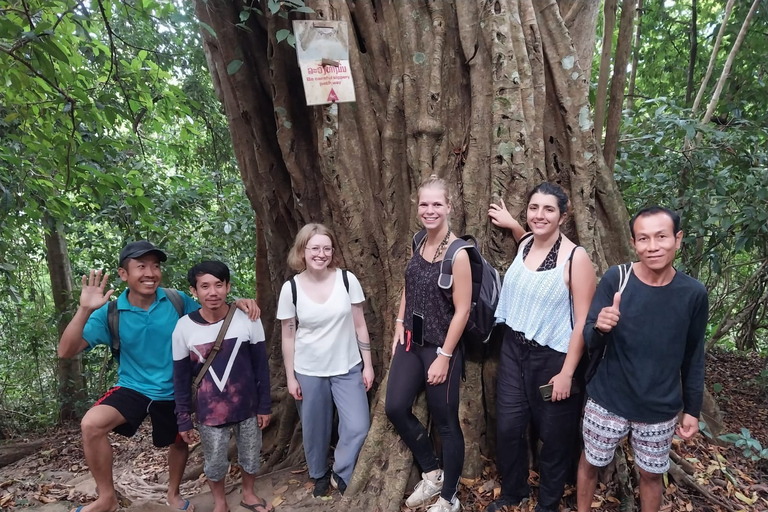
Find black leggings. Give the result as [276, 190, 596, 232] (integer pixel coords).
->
[385, 341, 464, 502]
[496, 326, 582, 510]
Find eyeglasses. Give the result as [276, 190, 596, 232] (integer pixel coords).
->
[306, 246, 334, 256]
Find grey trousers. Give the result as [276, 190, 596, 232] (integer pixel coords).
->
[295, 362, 370, 483]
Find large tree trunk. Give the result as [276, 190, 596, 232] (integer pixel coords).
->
[195, 1, 631, 509]
[44, 212, 85, 422]
[602, 0, 637, 174]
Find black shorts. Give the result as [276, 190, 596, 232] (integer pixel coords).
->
[95, 386, 180, 447]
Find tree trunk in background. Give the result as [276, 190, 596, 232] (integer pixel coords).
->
[195, 1, 631, 509]
[685, 0, 698, 106]
[44, 212, 85, 422]
[603, 0, 637, 174]
[594, 0, 618, 146]
[626, 0, 643, 111]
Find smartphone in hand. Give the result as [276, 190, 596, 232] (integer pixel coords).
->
[539, 383, 554, 401]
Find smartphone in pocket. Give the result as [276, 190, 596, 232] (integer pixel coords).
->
[412, 312, 425, 346]
[539, 383, 554, 401]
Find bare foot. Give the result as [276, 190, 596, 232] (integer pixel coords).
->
[212, 500, 229, 512]
[70, 495, 119, 512]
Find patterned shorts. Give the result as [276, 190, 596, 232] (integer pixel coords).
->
[198, 416, 263, 481]
[582, 398, 677, 474]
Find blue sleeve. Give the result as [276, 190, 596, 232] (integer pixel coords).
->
[82, 303, 111, 350]
[179, 291, 200, 315]
[249, 342, 272, 415]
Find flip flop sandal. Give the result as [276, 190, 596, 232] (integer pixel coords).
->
[165, 499, 192, 511]
[239, 498, 274, 512]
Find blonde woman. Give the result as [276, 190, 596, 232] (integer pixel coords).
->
[277, 224, 374, 497]
[385, 176, 472, 512]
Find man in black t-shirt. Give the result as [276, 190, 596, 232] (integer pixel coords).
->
[576, 207, 708, 512]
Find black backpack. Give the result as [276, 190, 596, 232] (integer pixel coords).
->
[289, 270, 350, 326]
[107, 288, 185, 364]
[412, 230, 501, 345]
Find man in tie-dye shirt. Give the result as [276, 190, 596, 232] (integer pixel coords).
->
[172, 261, 272, 512]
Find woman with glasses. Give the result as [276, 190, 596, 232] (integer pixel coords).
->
[277, 223, 374, 497]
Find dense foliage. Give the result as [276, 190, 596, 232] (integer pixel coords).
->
[0, 0, 766, 433]
[0, 0, 255, 432]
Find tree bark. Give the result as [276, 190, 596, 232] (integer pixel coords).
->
[690, 0, 736, 115]
[602, 0, 637, 174]
[684, 0, 697, 106]
[44, 212, 85, 422]
[625, 0, 642, 111]
[594, 0, 618, 145]
[699, 0, 760, 126]
[194, 1, 632, 508]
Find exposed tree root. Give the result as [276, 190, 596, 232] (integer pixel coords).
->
[667, 460, 737, 512]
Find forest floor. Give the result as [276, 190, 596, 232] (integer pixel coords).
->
[0, 349, 766, 512]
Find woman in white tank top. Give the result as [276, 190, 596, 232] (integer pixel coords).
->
[484, 183, 596, 512]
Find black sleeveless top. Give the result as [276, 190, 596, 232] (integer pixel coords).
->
[403, 252, 454, 346]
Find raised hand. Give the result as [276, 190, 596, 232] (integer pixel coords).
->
[80, 270, 115, 311]
[488, 198, 519, 230]
[595, 292, 621, 333]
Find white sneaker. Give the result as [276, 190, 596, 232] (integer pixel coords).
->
[405, 471, 443, 508]
[426, 497, 461, 512]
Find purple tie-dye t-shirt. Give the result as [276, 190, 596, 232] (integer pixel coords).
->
[172, 308, 271, 431]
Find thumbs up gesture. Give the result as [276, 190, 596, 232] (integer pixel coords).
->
[595, 292, 621, 333]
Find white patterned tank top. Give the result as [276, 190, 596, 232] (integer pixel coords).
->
[494, 237, 574, 353]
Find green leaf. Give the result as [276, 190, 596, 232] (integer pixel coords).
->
[717, 433, 742, 444]
[713, 383, 722, 393]
[294, 6, 314, 13]
[239, 10, 250, 22]
[276, 29, 291, 43]
[39, 39, 70, 64]
[268, 0, 280, 14]
[227, 59, 244, 75]
[199, 21, 217, 38]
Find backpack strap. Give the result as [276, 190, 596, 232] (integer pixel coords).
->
[617, 262, 634, 294]
[193, 303, 237, 389]
[412, 229, 428, 254]
[438, 237, 476, 290]
[290, 276, 299, 325]
[107, 300, 120, 362]
[342, 269, 350, 293]
[568, 246, 579, 329]
[163, 288, 185, 317]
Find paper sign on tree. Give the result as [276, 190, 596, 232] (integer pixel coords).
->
[292, 20, 356, 106]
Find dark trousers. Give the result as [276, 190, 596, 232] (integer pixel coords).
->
[385, 341, 464, 502]
[496, 327, 582, 511]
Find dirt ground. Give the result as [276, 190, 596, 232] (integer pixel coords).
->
[0, 349, 767, 512]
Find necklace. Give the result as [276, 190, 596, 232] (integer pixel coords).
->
[422, 228, 452, 263]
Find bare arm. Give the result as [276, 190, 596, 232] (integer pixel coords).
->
[352, 303, 374, 390]
[391, 288, 406, 357]
[58, 270, 113, 358]
[488, 198, 526, 242]
[281, 318, 302, 400]
[550, 249, 597, 401]
[441, 249, 473, 355]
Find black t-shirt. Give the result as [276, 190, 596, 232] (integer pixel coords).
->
[584, 265, 708, 423]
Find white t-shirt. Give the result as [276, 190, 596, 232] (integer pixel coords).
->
[276, 268, 364, 377]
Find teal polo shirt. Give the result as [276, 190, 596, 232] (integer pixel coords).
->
[83, 288, 200, 401]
